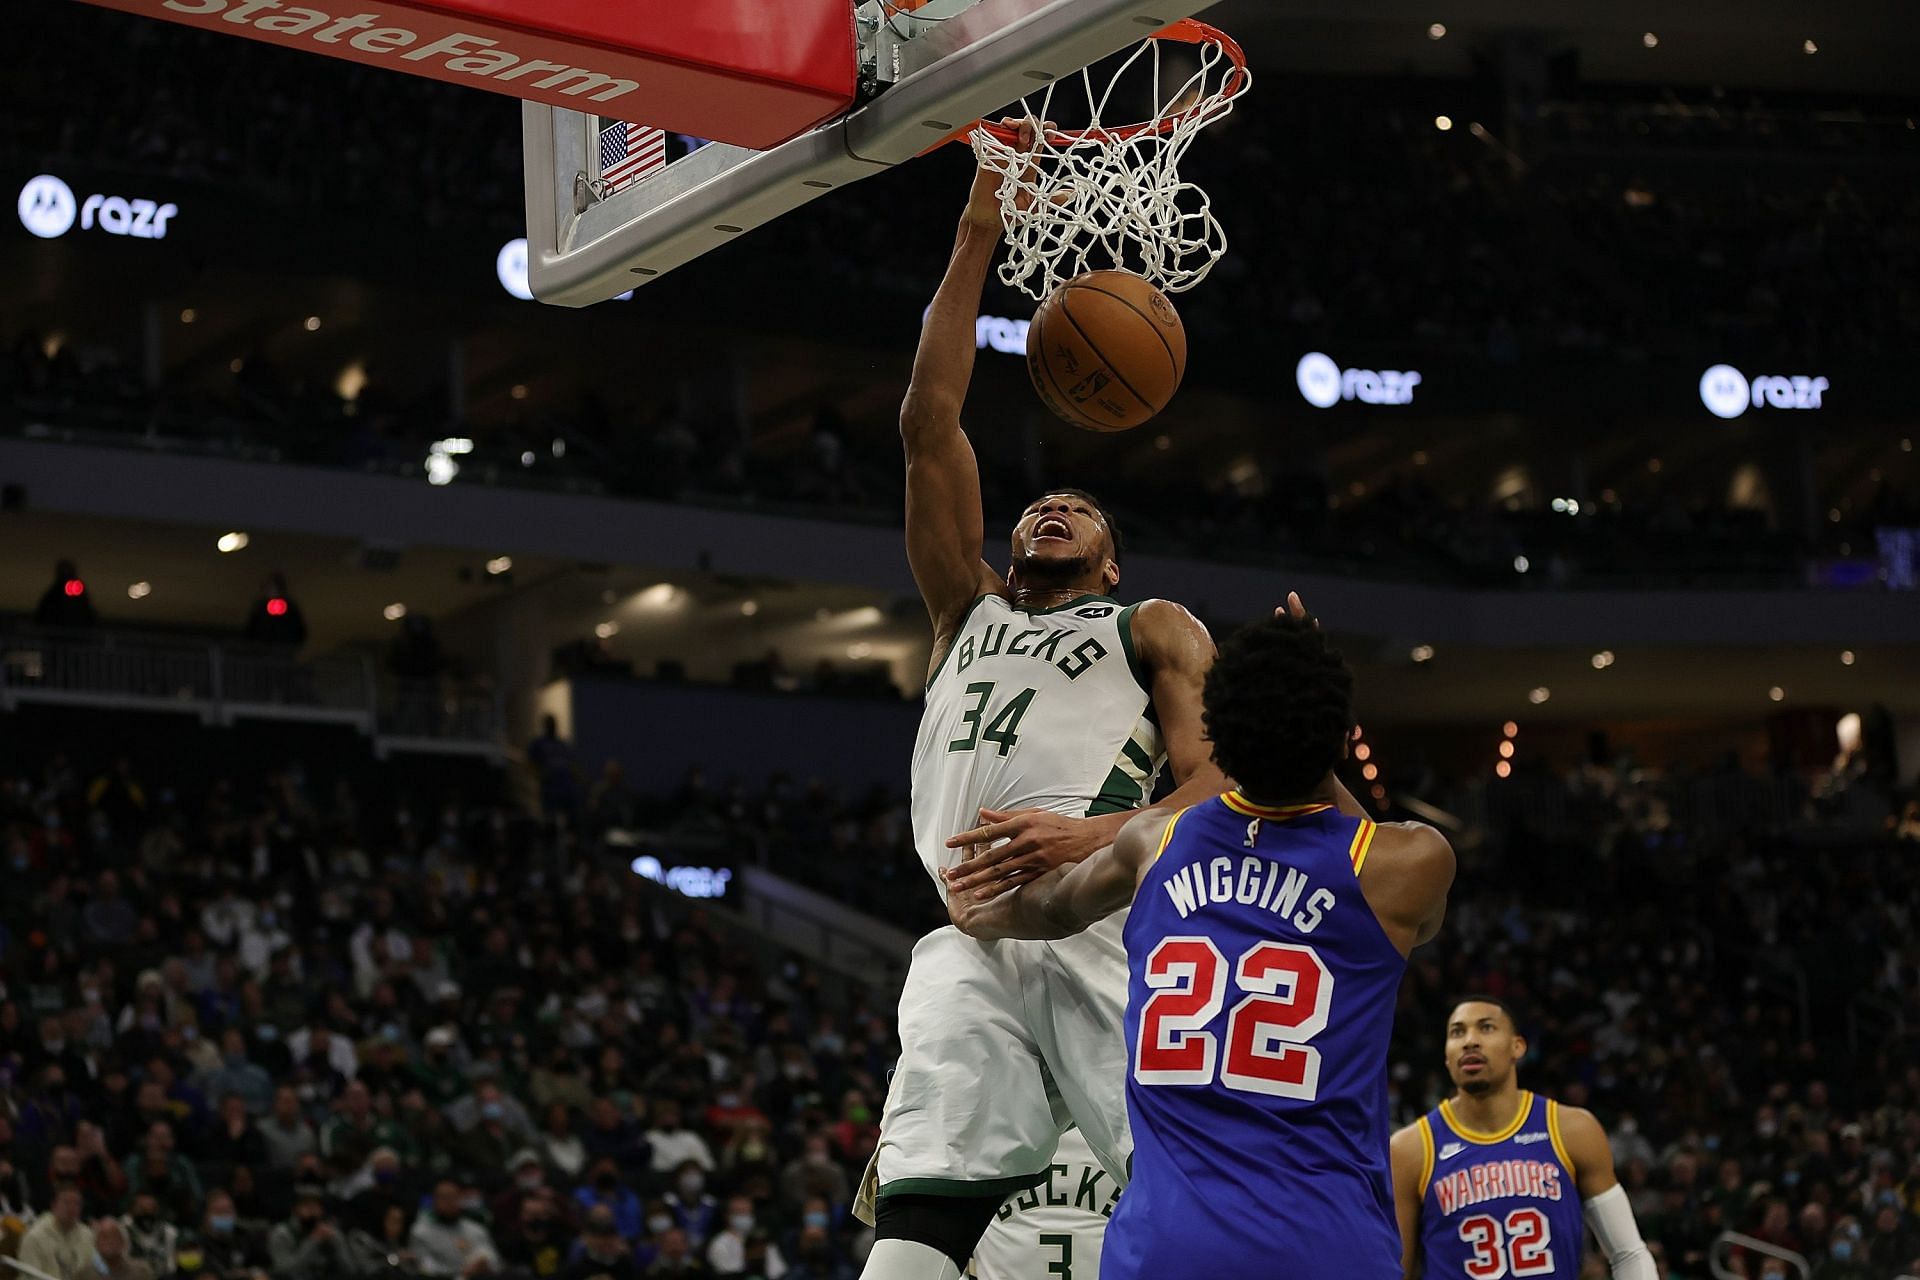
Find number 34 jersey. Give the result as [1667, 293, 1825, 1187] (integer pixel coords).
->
[1107, 794, 1407, 1280]
[1415, 1092, 1585, 1277]
[911, 593, 1164, 893]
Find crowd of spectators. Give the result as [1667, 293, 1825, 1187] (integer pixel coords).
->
[2, 709, 1918, 1280]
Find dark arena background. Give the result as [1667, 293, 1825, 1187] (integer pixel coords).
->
[3, 2, 1919, 1279]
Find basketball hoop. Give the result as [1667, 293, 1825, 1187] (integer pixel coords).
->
[969, 20, 1250, 302]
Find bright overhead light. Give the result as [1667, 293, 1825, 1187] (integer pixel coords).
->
[1769, 685, 1786, 702]
[1641, 31, 1659, 48]
[1427, 22, 1446, 39]
[1840, 650, 1855, 666]
[1591, 650, 1615, 669]
[1355, 743, 1371, 761]
[1495, 760, 1512, 778]
[127, 582, 152, 600]
[228, 357, 244, 374]
[1434, 115, 1453, 132]
[216, 531, 249, 553]
[1513, 555, 1531, 574]
[1802, 38, 1818, 54]
[635, 583, 684, 609]
[334, 360, 368, 403]
[511, 384, 528, 400]
[1410, 644, 1435, 663]
[521, 451, 536, 467]
[486, 556, 513, 576]
[1499, 740, 1515, 759]
[179, 308, 197, 324]
[303, 315, 322, 332]
[595, 621, 619, 639]
[1503, 721, 1518, 738]
[383, 602, 407, 621]
[740, 600, 760, 617]
[1361, 763, 1379, 781]
[1527, 687, 1551, 705]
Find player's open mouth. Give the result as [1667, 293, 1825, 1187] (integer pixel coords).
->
[1034, 516, 1072, 541]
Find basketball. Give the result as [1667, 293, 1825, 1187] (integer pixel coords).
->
[1027, 270, 1188, 432]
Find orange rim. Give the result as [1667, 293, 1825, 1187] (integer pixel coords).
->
[961, 20, 1248, 148]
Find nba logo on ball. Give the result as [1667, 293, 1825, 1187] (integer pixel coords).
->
[1296, 352, 1342, 409]
[1699, 364, 1751, 419]
[18, 175, 76, 239]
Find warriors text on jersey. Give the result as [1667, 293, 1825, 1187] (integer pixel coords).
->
[1415, 1093, 1585, 1277]
[1106, 793, 1406, 1280]
[912, 593, 1165, 890]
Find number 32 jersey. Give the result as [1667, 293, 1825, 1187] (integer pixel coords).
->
[911, 593, 1164, 893]
[1107, 793, 1406, 1280]
[1415, 1092, 1585, 1277]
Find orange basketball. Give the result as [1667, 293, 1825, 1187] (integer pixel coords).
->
[1026, 270, 1187, 432]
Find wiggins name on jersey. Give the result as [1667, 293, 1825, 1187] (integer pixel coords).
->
[911, 593, 1165, 891]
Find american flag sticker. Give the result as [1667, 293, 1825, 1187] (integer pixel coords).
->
[597, 119, 668, 192]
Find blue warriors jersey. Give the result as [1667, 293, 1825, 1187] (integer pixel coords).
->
[1106, 793, 1406, 1280]
[1416, 1093, 1585, 1278]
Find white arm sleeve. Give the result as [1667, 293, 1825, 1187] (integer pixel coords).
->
[1584, 1184, 1657, 1280]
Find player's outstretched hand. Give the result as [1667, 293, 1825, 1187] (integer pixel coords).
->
[942, 806, 1104, 899]
[1276, 590, 1309, 622]
[967, 116, 1047, 230]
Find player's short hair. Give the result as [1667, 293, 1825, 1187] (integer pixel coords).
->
[1448, 994, 1523, 1033]
[1202, 612, 1351, 802]
[1028, 487, 1123, 563]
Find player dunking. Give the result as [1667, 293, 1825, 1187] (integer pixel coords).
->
[945, 607, 1455, 1279]
[856, 124, 1230, 1280]
[1390, 997, 1657, 1279]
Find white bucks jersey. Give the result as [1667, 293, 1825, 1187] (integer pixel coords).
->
[911, 593, 1165, 892]
[971, 1128, 1118, 1280]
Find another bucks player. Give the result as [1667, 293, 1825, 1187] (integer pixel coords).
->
[971, 1129, 1118, 1280]
[855, 121, 1228, 1280]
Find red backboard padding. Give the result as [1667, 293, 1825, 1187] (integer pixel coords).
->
[78, 0, 858, 150]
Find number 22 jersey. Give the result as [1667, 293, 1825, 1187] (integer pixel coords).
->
[1106, 793, 1406, 1280]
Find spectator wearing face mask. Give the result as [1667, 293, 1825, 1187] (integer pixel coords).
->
[409, 1181, 500, 1278]
[20, 1188, 94, 1280]
[704, 1197, 784, 1278]
[565, 1207, 638, 1280]
[662, 1163, 716, 1250]
[121, 1192, 177, 1279]
[494, 1151, 570, 1239]
[500, 1190, 573, 1280]
[193, 1189, 268, 1280]
[265, 1193, 352, 1280]
[1813, 1225, 1873, 1280]
[779, 1227, 848, 1280]
[642, 1103, 711, 1180]
[573, 1160, 644, 1243]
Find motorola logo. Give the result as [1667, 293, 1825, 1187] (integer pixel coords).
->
[1700, 364, 1828, 419]
[18, 174, 76, 238]
[1296, 351, 1422, 408]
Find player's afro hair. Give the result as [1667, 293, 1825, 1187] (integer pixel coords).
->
[1031, 487, 1123, 563]
[1202, 612, 1352, 802]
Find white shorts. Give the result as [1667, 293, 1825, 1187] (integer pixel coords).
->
[872, 912, 1132, 1201]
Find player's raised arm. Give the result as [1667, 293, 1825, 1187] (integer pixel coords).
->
[1557, 1106, 1658, 1280]
[901, 124, 1035, 638]
[1387, 1124, 1428, 1280]
[942, 806, 1166, 940]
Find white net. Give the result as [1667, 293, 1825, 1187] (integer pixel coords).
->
[971, 24, 1251, 302]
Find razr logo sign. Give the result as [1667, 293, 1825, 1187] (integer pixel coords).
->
[17, 174, 178, 240]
